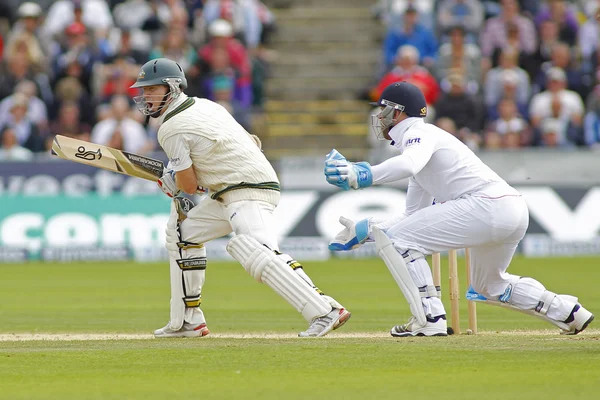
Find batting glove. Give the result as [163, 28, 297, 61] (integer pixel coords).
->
[158, 169, 181, 198]
[324, 149, 373, 191]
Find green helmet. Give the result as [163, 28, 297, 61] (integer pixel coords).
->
[130, 58, 188, 90]
[131, 58, 188, 117]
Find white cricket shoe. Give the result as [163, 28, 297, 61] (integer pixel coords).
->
[390, 316, 448, 337]
[561, 304, 594, 335]
[154, 322, 210, 338]
[298, 308, 351, 337]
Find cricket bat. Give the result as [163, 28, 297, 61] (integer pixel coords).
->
[51, 135, 164, 181]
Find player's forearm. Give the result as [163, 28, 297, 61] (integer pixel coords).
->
[371, 155, 419, 184]
[175, 167, 199, 195]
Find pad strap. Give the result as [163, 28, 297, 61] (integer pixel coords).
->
[420, 285, 441, 298]
[401, 249, 425, 263]
[536, 291, 557, 315]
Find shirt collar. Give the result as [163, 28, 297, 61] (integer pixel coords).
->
[389, 117, 422, 147]
[158, 92, 188, 124]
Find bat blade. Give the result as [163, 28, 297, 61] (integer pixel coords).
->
[51, 135, 164, 181]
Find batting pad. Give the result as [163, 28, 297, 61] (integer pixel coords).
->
[167, 246, 207, 331]
[373, 227, 427, 328]
[227, 234, 332, 322]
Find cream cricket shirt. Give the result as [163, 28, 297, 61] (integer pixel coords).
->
[157, 94, 280, 206]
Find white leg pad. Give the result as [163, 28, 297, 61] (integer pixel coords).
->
[167, 246, 207, 331]
[227, 234, 332, 322]
[373, 227, 427, 328]
[468, 275, 579, 331]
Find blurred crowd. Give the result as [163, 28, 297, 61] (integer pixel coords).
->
[369, 0, 600, 151]
[0, 0, 276, 161]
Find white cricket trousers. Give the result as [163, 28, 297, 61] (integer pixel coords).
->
[386, 192, 529, 299]
[180, 197, 279, 249]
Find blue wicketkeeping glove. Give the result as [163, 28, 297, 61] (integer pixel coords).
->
[328, 216, 372, 251]
[324, 149, 373, 191]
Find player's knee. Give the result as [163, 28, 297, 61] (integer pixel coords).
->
[394, 246, 425, 263]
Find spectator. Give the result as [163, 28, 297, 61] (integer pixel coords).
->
[91, 95, 151, 153]
[0, 126, 34, 161]
[533, 42, 582, 97]
[6, 2, 51, 58]
[435, 115, 481, 151]
[371, 45, 440, 107]
[0, 80, 48, 131]
[3, 31, 46, 73]
[584, 86, 600, 149]
[480, 0, 537, 68]
[436, 26, 481, 93]
[108, 28, 149, 66]
[534, 0, 578, 47]
[528, 19, 560, 79]
[486, 69, 530, 121]
[485, 47, 530, 109]
[435, 73, 481, 135]
[99, 56, 140, 102]
[149, 27, 197, 72]
[52, 76, 96, 126]
[112, 0, 154, 31]
[203, 47, 251, 126]
[382, 6, 438, 70]
[49, 101, 91, 142]
[579, 1, 600, 66]
[51, 22, 99, 94]
[437, 0, 484, 36]
[540, 118, 570, 148]
[0, 52, 52, 110]
[485, 98, 530, 149]
[43, 0, 114, 40]
[203, 0, 262, 49]
[529, 67, 584, 146]
[200, 20, 252, 89]
[0, 93, 45, 152]
[372, 0, 436, 31]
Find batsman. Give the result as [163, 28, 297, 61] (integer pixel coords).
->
[324, 81, 594, 337]
[131, 58, 350, 338]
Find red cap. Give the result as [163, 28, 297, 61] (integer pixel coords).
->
[65, 22, 86, 36]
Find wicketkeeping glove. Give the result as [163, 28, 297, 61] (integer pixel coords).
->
[324, 149, 373, 191]
[329, 216, 373, 251]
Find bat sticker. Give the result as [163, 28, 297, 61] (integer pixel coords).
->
[75, 146, 103, 161]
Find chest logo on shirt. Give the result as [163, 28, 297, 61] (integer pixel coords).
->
[405, 138, 421, 147]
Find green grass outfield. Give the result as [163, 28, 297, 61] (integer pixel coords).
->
[1, 256, 599, 400]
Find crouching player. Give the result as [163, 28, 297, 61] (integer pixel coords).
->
[131, 58, 350, 338]
[324, 81, 593, 337]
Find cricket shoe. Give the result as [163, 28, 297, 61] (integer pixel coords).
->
[561, 304, 594, 335]
[154, 322, 210, 338]
[298, 308, 351, 337]
[390, 315, 448, 337]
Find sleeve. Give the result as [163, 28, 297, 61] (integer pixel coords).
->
[373, 177, 434, 232]
[371, 132, 436, 184]
[161, 134, 193, 172]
